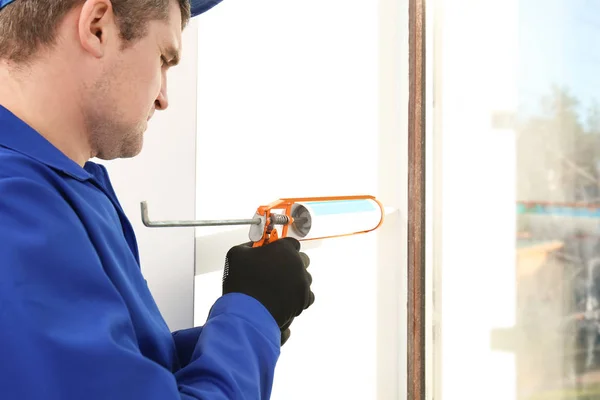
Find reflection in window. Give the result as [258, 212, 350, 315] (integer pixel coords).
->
[516, 1, 600, 398]
[431, 0, 600, 399]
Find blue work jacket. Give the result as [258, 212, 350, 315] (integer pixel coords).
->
[0, 104, 280, 399]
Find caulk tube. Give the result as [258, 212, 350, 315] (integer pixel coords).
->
[287, 198, 384, 241]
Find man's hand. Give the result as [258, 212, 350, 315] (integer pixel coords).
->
[222, 237, 315, 345]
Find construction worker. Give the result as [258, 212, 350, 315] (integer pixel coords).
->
[0, 0, 315, 398]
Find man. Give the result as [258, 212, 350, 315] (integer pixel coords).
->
[0, 0, 315, 399]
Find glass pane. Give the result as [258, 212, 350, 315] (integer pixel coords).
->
[430, 0, 600, 399]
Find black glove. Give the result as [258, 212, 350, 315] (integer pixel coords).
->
[279, 251, 311, 345]
[279, 317, 293, 346]
[223, 237, 315, 344]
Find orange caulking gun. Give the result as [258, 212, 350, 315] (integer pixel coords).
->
[140, 195, 386, 247]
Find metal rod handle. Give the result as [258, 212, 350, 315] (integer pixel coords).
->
[140, 201, 261, 228]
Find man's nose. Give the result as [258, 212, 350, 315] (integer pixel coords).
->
[155, 91, 169, 111]
[155, 78, 169, 111]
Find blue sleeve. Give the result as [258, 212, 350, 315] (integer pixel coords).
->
[172, 326, 204, 368]
[0, 177, 280, 400]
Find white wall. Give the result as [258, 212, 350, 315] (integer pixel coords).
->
[97, 21, 199, 332]
[192, 1, 407, 399]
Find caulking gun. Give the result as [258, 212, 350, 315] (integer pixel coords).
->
[140, 195, 386, 247]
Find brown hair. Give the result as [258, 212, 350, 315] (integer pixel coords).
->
[0, 0, 191, 63]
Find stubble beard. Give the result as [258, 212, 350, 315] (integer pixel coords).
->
[82, 78, 146, 161]
[86, 113, 146, 160]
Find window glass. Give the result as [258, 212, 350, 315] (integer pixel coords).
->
[430, 1, 600, 399]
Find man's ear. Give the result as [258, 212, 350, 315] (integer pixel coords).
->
[78, 0, 116, 58]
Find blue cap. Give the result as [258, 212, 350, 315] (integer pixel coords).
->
[190, 0, 222, 17]
[0, 0, 222, 17]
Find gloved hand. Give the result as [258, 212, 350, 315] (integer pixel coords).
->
[279, 251, 311, 345]
[222, 237, 315, 345]
[279, 318, 293, 346]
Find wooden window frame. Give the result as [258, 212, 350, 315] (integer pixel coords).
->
[408, 0, 426, 398]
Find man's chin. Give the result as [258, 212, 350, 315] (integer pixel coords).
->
[119, 127, 146, 159]
[120, 142, 144, 159]
[95, 138, 144, 161]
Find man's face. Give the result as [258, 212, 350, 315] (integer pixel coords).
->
[81, 0, 183, 160]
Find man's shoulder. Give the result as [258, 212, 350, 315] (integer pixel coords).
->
[0, 145, 56, 183]
[0, 151, 105, 292]
[0, 149, 127, 241]
[0, 147, 81, 219]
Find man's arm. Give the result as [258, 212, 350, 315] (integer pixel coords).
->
[172, 327, 203, 368]
[0, 177, 279, 400]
